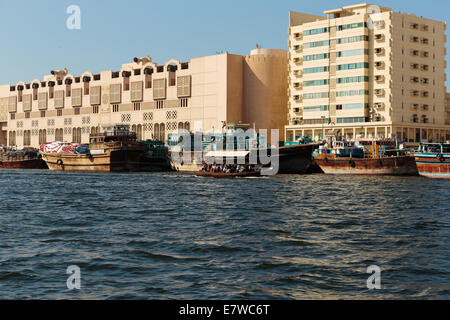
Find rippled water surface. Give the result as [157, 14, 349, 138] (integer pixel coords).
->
[0, 169, 449, 299]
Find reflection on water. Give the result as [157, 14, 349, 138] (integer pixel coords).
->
[0, 169, 449, 299]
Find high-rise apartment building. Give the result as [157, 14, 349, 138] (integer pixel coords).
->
[286, 3, 449, 143]
[0, 49, 288, 148]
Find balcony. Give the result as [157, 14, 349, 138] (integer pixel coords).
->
[294, 45, 303, 53]
[293, 82, 303, 90]
[411, 104, 419, 111]
[374, 75, 385, 82]
[293, 57, 303, 65]
[293, 32, 302, 40]
[375, 61, 385, 69]
[293, 70, 303, 77]
[375, 89, 385, 97]
[375, 48, 385, 55]
[375, 34, 385, 42]
[374, 103, 385, 111]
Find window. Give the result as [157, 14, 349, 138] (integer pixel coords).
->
[131, 81, 143, 102]
[303, 40, 330, 48]
[38, 92, 48, 110]
[180, 98, 189, 107]
[337, 62, 369, 70]
[303, 66, 329, 74]
[133, 103, 141, 111]
[92, 106, 99, 114]
[54, 90, 65, 108]
[23, 94, 32, 112]
[112, 104, 119, 112]
[156, 100, 165, 109]
[304, 79, 329, 87]
[10, 113, 15, 120]
[337, 35, 369, 44]
[90, 86, 101, 106]
[25, 112, 30, 119]
[72, 88, 82, 107]
[337, 76, 369, 84]
[153, 79, 167, 100]
[303, 27, 329, 36]
[337, 117, 366, 124]
[74, 108, 80, 115]
[303, 105, 329, 112]
[336, 49, 368, 57]
[40, 111, 46, 118]
[336, 90, 369, 97]
[337, 22, 366, 31]
[110, 84, 122, 104]
[304, 53, 330, 61]
[303, 92, 329, 99]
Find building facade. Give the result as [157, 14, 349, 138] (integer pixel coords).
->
[286, 3, 450, 143]
[0, 49, 287, 149]
[446, 92, 450, 125]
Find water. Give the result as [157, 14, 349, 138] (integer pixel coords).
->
[0, 169, 449, 299]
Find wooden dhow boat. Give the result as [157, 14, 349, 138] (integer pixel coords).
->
[314, 139, 418, 176]
[41, 125, 144, 172]
[414, 143, 450, 179]
[0, 148, 45, 169]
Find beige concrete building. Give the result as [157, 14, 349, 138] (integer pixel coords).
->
[286, 3, 450, 143]
[446, 93, 450, 125]
[0, 49, 287, 149]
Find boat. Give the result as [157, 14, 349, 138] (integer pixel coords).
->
[41, 125, 144, 172]
[314, 139, 418, 176]
[0, 148, 46, 169]
[140, 140, 172, 172]
[168, 126, 314, 175]
[276, 143, 315, 174]
[194, 170, 261, 178]
[414, 143, 450, 179]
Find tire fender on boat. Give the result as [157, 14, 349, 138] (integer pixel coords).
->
[349, 160, 356, 168]
[57, 159, 64, 166]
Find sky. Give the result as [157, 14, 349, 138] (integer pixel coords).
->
[0, 0, 449, 85]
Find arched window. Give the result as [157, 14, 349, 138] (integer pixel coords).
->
[137, 124, 142, 140]
[9, 131, 16, 146]
[154, 123, 160, 141]
[184, 122, 190, 132]
[160, 123, 165, 142]
[178, 122, 184, 130]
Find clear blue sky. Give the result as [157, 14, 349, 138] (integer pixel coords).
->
[0, 0, 448, 85]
